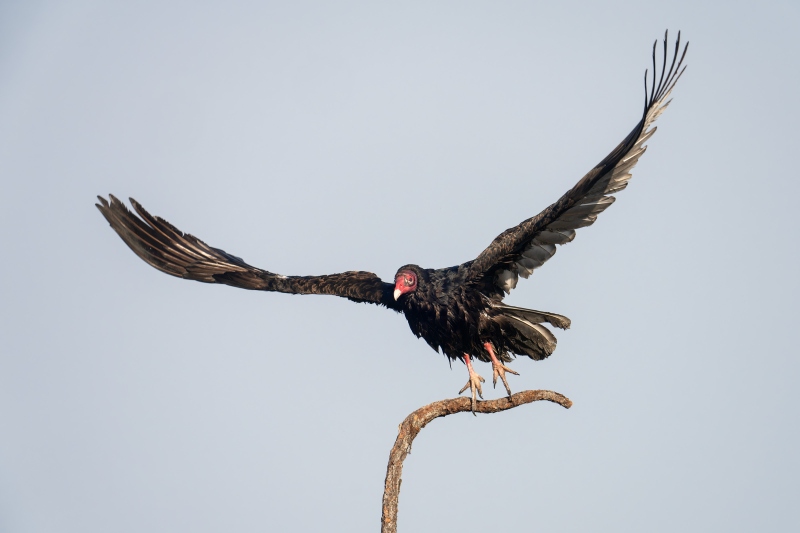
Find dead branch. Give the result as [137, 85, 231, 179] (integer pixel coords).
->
[380, 390, 572, 533]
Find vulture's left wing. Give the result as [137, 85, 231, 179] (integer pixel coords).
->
[465, 31, 687, 296]
[96, 195, 397, 307]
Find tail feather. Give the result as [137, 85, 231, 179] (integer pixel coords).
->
[498, 314, 556, 360]
[495, 302, 571, 330]
[492, 302, 571, 360]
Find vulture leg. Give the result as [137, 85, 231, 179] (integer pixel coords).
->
[458, 353, 485, 415]
[485, 342, 519, 397]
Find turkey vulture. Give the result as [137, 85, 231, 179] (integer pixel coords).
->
[97, 32, 687, 412]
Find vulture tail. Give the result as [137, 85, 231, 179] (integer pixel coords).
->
[495, 303, 571, 330]
[493, 303, 571, 361]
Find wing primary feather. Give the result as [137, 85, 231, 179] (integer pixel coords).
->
[131, 199, 222, 265]
[656, 30, 668, 100]
[659, 33, 685, 101]
[650, 39, 657, 105]
[98, 197, 195, 275]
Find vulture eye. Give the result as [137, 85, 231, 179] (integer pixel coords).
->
[405, 276, 415, 286]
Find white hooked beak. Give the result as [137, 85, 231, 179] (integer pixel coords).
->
[393, 288, 402, 300]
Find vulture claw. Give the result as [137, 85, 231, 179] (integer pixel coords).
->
[459, 354, 485, 415]
[491, 361, 519, 397]
[484, 342, 518, 398]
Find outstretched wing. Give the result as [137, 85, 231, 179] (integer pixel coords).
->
[466, 31, 688, 296]
[96, 195, 398, 307]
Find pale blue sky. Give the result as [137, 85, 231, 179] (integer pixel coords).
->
[1, 1, 798, 532]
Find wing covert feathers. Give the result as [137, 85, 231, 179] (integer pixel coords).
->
[469, 31, 688, 294]
[96, 195, 395, 306]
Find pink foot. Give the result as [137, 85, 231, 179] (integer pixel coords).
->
[485, 342, 519, 397]
[458, 353, 485, 415]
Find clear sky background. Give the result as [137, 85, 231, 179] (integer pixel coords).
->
[1, 1, 798, 532]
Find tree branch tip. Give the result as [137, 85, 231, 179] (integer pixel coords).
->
[472, 389, 572, 413]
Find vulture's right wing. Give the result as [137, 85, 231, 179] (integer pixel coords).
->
[96, 195, 398, 308]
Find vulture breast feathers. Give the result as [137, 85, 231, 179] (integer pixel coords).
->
[97, 32, 687, 400]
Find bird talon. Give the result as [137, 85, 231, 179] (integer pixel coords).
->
[491, 361, 519, 397]
[459, 365, 486, 414]
[484, 342, 519, 398]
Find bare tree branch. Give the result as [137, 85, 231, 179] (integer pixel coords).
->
[380, 390, 572, 533]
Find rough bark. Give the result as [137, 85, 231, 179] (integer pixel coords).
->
[380, 390, 572, 533]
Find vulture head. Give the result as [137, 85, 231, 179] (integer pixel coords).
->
[393, 265, 423, 301]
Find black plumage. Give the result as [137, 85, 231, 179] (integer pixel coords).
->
[97, 32, 687, 410]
